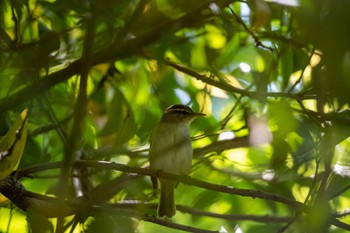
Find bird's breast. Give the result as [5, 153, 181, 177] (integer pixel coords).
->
[149, 123, 193, 174]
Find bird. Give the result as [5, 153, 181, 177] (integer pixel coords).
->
[149, 104, 205, 218]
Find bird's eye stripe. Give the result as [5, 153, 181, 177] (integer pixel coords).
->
[167, 109, 192, 114]
[178, 110, 190, 115]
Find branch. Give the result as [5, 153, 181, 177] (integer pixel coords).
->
[228, 7, 273, 51]
[0, 176, 76, 217]
[109, 202, 292, 223]
[331, 219, 350, 231]
[176, 205, 292, 223]
[163, 59, 317, 101]
[194, 136, 249, 157]
[6, 163, 350, 231]
[140, 215, 219, 233]
[0, 176, 219, 232]
[334, 209, 350, 218]
[51, 135, 249, 161]
[17, 160, 303, 209]
[91, 203, 224, 233]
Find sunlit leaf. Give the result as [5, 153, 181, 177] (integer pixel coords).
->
[268, 101, 298, 136]
[0, 108, 28, 180]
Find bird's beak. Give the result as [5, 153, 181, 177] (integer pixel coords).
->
[193, 112, 206, 117]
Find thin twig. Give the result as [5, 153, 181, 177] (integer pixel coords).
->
[194, 136, 249, 157]
[331, 219, 350, 231]
[220, 95, 243, 129]
[329, 185, 350, 200]
[287, 48, 316, 93]
[228, 7, 274, 52]
[177, 205, 292, 223]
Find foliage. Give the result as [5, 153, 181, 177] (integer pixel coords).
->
[0, 108, 28, 180]
[1, 0, 350, 232]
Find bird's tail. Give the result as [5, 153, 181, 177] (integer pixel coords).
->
[158, 179, 176, 218]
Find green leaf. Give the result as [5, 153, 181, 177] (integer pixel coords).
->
[98, 89, 136, 146]
[268, 101, 298, 136]
[27, 208, 54, 233]
[0, 108, 28, 180]
[85, 214, 135, 233]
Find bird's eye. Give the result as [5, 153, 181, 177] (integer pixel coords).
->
[180, 110, 191, 115]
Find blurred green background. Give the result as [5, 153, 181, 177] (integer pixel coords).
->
[1, 0, 350, 232]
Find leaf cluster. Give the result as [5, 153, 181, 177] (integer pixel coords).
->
[1, 0, 350, 232]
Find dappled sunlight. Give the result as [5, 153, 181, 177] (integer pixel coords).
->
[218, 131, 235, 141]
[248, 115, 272, 146]
[239, 62, 251, 73]
[1, 0, 350, 232]
[334, 163, 350, 178]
